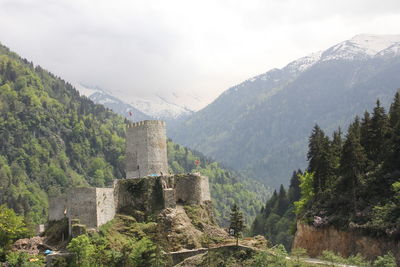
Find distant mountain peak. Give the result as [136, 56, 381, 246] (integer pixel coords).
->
[350, 34, 400, 55]
[241, 34, 400, 89]
[170, 33, 400, 188]
[322, 34, 400, 61]
[75, 84, 196, 122]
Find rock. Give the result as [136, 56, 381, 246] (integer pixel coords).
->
[12, 236, 46, 255]
[293, 222, 400, 265]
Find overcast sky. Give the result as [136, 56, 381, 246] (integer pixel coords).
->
[1, 0, 400, 108]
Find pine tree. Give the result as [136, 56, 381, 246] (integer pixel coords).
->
[288, 170, 302, 203]
[369, 100, 390, 164]
[229, 204, 245, 246]
[275, 185, 289, 216]
[386, 92, 400, 171]
[360, 111, 371, 148]
[307, 125, 331, 192]
[264, 190, 278, 216]
[389, 91, 400, 128]
[340, 117, 367, 214]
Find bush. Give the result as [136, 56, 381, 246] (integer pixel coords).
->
[373, 252, 396, 267]
[0, 205, 30, 260]
[67, 234, 95, 267]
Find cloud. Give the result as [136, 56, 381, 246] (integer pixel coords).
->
[0, 0, 400, 107]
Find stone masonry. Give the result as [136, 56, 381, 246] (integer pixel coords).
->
[126, 120, 168, 178]
[48, 120, 211, 235]
[48, 187, 115, 235]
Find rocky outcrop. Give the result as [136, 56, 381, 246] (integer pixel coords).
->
[157, 205, 228, 252]
[293, 222, 400, 265]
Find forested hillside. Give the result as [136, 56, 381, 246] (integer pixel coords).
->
[0, 43, 268, 227]
[251, 93, 400, 250]
[0, 44, 126, 225]
[167, 141, 269, 226]
[170, 35, 400, 189]
[298, 95, 400, 239]
[251, 170, 301, 250]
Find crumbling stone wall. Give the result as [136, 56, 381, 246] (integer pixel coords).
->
[48, 174, 211, 234]
[49, 187, 116, 235]
[67, 188, 98, 234]
[126, 120, 168, 178]
[48, 196, 67, 221]
[114, 176, 164, 218]
[175, 174, 211, 205]
[96, 188, 116, 226]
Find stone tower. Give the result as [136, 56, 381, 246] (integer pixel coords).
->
[126, 120, 168, 178]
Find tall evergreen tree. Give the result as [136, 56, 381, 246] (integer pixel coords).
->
[264, 190, 278, 216]
[307, 125, 331, 192]
[288, 170, 302, 203]
[360, 111, 374, 169]
[386, 92, 400, 171]
[369, 100, 390, 164]
[360, 111, 372, 148]
[389, 91, 400, 128]
[275, 185, 289, 216]
[340, 117, 367, 214]
[229, 204, 245, 246]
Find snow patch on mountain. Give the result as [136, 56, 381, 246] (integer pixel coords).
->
[376, 43, 400, 58]
[350, 34, 400, 55]
[75, 83, 198, 121]
[322, 34, 400, 61]
[129, 93, 194, 120]
[75, 83, 101, 97]
[285, 51, 323, 73]
[223, 34, 400, 99]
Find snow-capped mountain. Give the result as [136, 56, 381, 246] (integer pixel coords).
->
[75, 84, 199, 127]
[75, 84, 153, 122]
[128, 93, 196, 121]
[170, 34, 400, 188]
[248, 34, 400, 84]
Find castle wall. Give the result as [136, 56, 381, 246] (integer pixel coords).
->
[48, 196, 67, 221]
[67, 187, 98, 233]
[115, 177, 164, 216]
[200, 176, 211, 202]
[163, 188, 176, 209]
[96, 188, 116, 227]
[126, 120, 168, 178]
[175, 174, 211, 205]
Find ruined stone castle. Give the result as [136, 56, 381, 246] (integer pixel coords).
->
[48, 120, 211, 235]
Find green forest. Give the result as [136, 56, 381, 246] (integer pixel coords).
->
[250, 170, 301, 250]
[0, 43, 268, 230]
[167, 141, 269, 225]
[298, 96, 400, 239]
[251, 93, 400, 250]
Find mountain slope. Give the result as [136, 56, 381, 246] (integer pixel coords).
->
[169, 34, 400, 188]
[0, 43, 268, 226]
[75, 84, 153, 122]
[77, 84, 194, 132]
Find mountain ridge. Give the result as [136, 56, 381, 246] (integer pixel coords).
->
[76, 83, 197, 122]
[169, 34, 400, 188]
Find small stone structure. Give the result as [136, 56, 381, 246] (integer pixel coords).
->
[49, 188, 115, 235]
[48, 120, 211, 236]
[126, 120, 168, 178]
[115, 174, 211, 216]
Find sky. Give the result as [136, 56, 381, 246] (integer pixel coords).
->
[1, 0, 400, 110]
